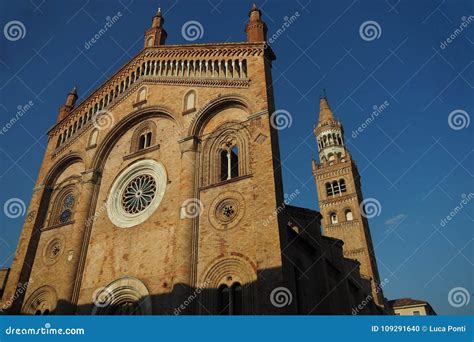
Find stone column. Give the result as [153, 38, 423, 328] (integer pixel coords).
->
[69, 169, 100, 310]
[174, 136, 199, 313]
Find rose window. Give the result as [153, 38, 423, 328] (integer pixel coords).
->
[121, 174, 157, 214]
[107, 160, 167, 228]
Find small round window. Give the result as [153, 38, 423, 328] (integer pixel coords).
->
[107, 160, 167, 228]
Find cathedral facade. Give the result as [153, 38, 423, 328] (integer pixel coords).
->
[0, 5, 385, 315]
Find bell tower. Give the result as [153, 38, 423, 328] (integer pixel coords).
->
[312, 96, 385, 308]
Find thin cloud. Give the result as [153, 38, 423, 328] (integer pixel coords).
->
[385, 214, 407, 226]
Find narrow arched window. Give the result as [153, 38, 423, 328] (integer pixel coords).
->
[131, 121, 157, 153]
[88, 129, 99, 148]
[330, 212, 338, 224]
[230, 146, 239, 178]
[137, 87, 147, 103]
[183, 90, 196, 113]
[220, 150, 228, 181]
[138, 130, 152, 150]
[326, 182, 333, 197]
[220, 146, 239, 181]
[345, 209, 353, 221]
[332, 180, 340, 195]
[339, 179, 346, 193]
[218, 284, 230, 315]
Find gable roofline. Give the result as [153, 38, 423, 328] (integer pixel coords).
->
[48, 41, 274, 136]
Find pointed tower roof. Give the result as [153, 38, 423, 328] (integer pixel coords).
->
[318, 96, 335, 123]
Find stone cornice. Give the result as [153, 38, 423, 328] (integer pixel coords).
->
[142, 41, 272, 59]
[48, 42, 270, 137]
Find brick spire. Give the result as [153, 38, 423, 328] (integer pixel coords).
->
[245, 3, 268, 42]
[144, 7, 167, 47]
[57, 86, 78, 122]
[318, 96, 335, 123]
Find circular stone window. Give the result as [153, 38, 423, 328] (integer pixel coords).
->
[107, 160, 167, 228]
[209, 191, 245, 231]
[43, 235, 66, 266]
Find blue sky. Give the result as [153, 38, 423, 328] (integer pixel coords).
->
[0, 0, 472, 315]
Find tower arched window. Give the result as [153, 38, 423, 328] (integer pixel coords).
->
[218, 282, 242, 315]
[330, 212, 338, 224]
[345, 209, 353, 221]
[339, 179, 347, 193]
[332, 180, 340, 194]
[326, 182, 333, 197]
[326, 179, 347, 197]
[220, 145, 239, 181]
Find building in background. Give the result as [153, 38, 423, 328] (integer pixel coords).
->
[388, 298, 437, 315]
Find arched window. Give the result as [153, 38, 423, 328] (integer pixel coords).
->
[88, 128, 99, 148]
[22, 286, 57, 315]
[138, 130, 152, 150]
[183, 90, 196, 113]
[50, 189, 76, 226]
[92, 277, 152, 315]
[326, 182, 333, 197]
[131, 121, 157, 153]
[220, 145, 239, 181]
[345, 209, 353, 221]
[218, 283, 242, 315]
[326, 179, 347, 197]
[332, 180, 340, 194]
[339, 179, 347, 193]
[137, 86, 147, 103]
[330, 212, 338, 224]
